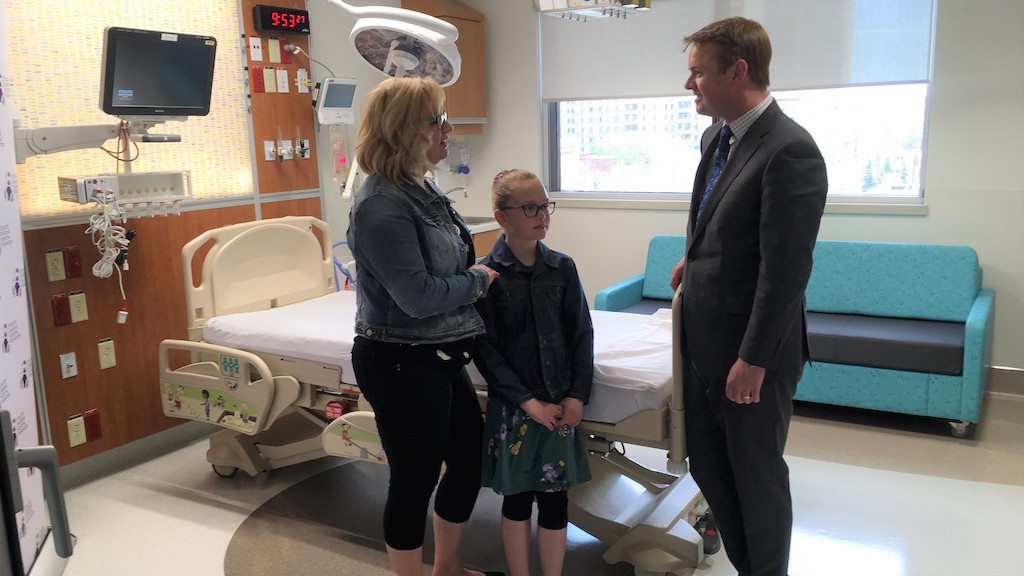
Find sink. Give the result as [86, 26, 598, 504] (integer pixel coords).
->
[461, 216, 495, 224]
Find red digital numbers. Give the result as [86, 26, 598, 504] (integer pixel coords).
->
[270, 11, 306, 29]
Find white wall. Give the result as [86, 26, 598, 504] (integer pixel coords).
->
[312, 0, 1024, 372]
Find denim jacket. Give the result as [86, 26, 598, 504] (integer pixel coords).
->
[474, 235, 594, 408]
[347, 174, 490, 344]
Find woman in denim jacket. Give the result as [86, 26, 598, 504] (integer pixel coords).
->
[474, 169, 594, 576]
[347, 77, 499, 576]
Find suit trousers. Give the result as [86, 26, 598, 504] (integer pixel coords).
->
[684, 359, 796, 576]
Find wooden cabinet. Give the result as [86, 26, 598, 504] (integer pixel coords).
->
[472, 228, 501, 257]
[402, 0, 487, 135]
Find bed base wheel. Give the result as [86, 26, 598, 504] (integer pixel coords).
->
[212, 464, 239, 478]
[948, 421, 972, 438]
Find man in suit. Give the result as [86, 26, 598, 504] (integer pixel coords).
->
[669, 17, 828, 576]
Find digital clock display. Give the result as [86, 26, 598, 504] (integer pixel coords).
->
[253, 5, 310, 35]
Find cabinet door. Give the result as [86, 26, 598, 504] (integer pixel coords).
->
[443, 17, 486, 129]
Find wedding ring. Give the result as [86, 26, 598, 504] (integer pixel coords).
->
[743, 395, 752, 400]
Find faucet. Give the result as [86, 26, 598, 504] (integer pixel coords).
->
[445, 186, 468, 198]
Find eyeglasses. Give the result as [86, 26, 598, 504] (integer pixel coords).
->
[429, 109, 447, 130]
[499, 202, 556, 218]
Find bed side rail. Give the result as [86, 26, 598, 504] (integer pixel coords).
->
[158, 339, 300, 435]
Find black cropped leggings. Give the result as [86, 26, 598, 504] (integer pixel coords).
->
[501, 491, 569, 530]
[351, 336, 483, 550]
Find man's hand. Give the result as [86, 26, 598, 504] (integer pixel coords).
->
[669, 257, 687, 290]
[556, 397, 584, 428]
[521, 398, 563, 431]
[726, 358, 765, 404]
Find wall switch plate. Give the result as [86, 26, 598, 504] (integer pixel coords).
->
[59, 352, 78, 379]
[45, 249, 66, 282]
[67, 415, 86, 447]
[98, 338, 116, 370]
[63, 245, 83, 278]
[84, 409, 102, 441]
[69, 291, 88, 323]
[52, 293, 72, 326]
[264, 140, 276, 161]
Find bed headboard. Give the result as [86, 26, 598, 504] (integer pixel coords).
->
[182, 216, 334, 331]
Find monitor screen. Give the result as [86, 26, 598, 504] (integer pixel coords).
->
[316, 78, 358, 125]
[99, 27, 217, 119]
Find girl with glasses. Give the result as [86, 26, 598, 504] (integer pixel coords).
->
[474, 169, 594, 576]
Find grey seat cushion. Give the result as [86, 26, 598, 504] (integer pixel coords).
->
[619, 298, 671, 315]
[807, 312, 964, 376]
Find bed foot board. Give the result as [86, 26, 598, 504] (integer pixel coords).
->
[568, 450, 705, 574]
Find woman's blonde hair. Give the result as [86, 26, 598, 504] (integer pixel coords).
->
[355, 77, 445, 187]
[491, 169, 542, 210]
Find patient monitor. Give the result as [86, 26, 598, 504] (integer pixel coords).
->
[314, 77, 358, 125]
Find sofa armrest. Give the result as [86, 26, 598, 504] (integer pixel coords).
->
[595, 274, 644, 311]
[960, 288, 995, 422]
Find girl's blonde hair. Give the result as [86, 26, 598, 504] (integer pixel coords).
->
[355, 77, 445, 187]
[491, 169, 542, 210]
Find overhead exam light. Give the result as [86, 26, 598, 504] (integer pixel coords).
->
[324, 0, 462, 86]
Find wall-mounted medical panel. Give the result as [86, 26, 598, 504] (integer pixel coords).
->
[242, 0, 322, 194]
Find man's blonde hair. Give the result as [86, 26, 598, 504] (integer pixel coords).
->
[355, 77, 445, 187]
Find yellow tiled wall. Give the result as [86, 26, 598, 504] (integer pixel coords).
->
[7, 0, 252, 219]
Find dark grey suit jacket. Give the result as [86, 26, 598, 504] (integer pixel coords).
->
[682, 101, 828, 384]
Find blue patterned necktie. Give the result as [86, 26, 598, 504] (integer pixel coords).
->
[696, 125, 733, 222]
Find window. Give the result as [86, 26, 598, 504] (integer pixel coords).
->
[541, 0, 935, 204]
[551, 83, 927, 199]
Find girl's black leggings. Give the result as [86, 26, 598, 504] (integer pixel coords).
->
[351, 336, 483, 550]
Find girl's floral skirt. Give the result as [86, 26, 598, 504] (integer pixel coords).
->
[481, 398, 591, 495]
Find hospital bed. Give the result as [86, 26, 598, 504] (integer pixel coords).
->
[158, 216, 706, 575]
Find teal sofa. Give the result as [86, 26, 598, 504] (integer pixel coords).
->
[594, 236, 995, 436]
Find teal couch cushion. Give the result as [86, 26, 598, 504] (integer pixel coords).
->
[805, 241, 980, 322]
[640, 235, 687, 301]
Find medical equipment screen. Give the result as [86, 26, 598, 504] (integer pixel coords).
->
[100, 27, 217, 118]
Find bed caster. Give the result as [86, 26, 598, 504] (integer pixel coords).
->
[212, 464, 239, 478]
[948, 421, 972, 438]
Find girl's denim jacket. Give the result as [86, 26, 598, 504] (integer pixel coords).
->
[474, 236, 594, 408]
[347, 174, 490, 344]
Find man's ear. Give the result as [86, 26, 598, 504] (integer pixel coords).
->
[733, 59, 749, 83]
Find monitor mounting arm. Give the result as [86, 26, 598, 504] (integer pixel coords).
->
[12, 116, 175, 164]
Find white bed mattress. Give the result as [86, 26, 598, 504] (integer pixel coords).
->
[203, 291, 673, 424]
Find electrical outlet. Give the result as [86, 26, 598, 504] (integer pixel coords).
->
[98, 339, 116, 369]
[69, 291, 88, 323]
[52, 294, 72, 326]
[59, 352, 78, 379]
[67, 415, 86, 447]
[64, 245, 83, 278]
[84, 409, 102, 441]
[45, 249, 66, 282]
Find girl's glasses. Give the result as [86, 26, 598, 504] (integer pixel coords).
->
[499, 202, 556, 218]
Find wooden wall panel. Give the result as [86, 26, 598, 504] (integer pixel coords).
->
[242, 0, 322, 194]
[259, 196, 322, 221]
[25, 205, 255, 466]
